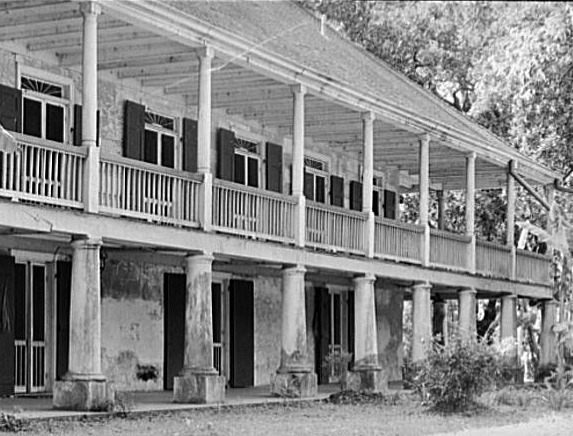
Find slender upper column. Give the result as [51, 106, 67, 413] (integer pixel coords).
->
[291, 85, 306, 197]
[466, 152, 476, 272]
[437, 190, 446, 230]
[458, 288, 477, 342]
[279, 265, 311, 372]
[353, 274, 380, 370]
[362, 112, 374, 213]
[67, 237, 105, 380]
[80, 1, 100, 148]
[419, 135, 431, 266]
[412, 281, 432, 362]
[507, 161, 517, 279]
[181, 253, 217, 375]
[197, 48, 214, 174]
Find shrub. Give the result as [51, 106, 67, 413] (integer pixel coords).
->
[414, 338, 505, 412]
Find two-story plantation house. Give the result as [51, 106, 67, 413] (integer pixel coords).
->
[0, 0, 560, 410]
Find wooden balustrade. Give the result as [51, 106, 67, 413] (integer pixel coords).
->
[0, 134, 86, 208]
[374, 217, 424, 262]
[306, 202, 366, 254]
[476, 240, 512, 278]
[516, 249, 551, 284]
[430, 228, 471, 269]
[212, 179, 297, 243]
[99, 154, 202, 227]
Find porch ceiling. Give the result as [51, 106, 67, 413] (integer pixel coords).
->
[0, 0, 521, 190]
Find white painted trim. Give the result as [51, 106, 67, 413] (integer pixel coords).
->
[12, 250, 63, 263]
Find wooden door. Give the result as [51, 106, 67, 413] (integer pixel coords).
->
[163, 273, 185, 390]
[229, 279, 254, 388]
[314, 287, 330, 385]
[0, 254, 15, 396]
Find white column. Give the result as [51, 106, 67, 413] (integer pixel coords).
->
[419, 135, 430, 266]
[67, 237, 104, 380]
[80, 1, 100, 214]
[437, 190, 446, 230]
[412, 282, 432, 363]
[507, 161, 516, 280]
[279, 265, 311, 372]
[353, 274, 380, 369]
[197, 48, 213, 174]
[362, 112, 375, 258]
[500, 294, 518, 361]
[181, 253, 216, 375]
[292, 85, 306, 247]
[466, 152, 476, 273]
[197, 48, 214, 232]
[458, 288, 477, 342]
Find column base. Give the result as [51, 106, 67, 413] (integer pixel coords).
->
[343, 368, 387, 393]
[173, 373, 226, 404]
[53, 379, 115, 411]
[270, 372, 317, 398]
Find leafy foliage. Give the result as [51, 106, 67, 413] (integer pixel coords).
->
[414, 337, 508, 412]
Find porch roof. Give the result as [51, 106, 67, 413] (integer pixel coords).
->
[0, 0, 560, 190]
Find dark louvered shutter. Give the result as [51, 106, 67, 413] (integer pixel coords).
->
[349, 180, 363, 211]
[303, 171, 314, 201]
[315, 175, 326, 203]
[265, 142, 283, 193]
[182, 118, 198, 172]
[0, 84, 22, 133]
[123, 100, 145, 160]
[373, 190, 380, 216]
[217, 128, 235, 181]
[0, 254, 15, 396]
[330, 175, 344, 207]
[384, 189, 397, 219]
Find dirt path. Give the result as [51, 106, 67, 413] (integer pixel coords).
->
[433, 413, 573, 436]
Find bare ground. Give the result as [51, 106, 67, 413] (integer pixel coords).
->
[3, 393, 572, 435]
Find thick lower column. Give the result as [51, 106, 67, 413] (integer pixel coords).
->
[539, 300, 558, 377]
[458, 288, 477, 342]
[500, 295, 518, 349]
[271, 265, 317, 397]
[345, 275, 385, 393]
[174, 253, 225, 403]
[412, 282, 432, 363]
[54, 237, 113, 411]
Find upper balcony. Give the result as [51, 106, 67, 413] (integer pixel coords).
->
[0, 134, 552, 286]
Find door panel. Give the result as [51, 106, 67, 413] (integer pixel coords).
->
[163, 273, 185, 390]
[314, 287, 330, 385]
[0, 255, 15, 396]
[229, 279, 254, 388]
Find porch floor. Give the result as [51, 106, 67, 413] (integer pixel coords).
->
[0, 385, 340, 421]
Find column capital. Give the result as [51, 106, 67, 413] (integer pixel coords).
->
[80, 1, 101, 16]
[361, 111, 375, 122]
[543, 299, 558, 308]
[412, 281, 431, 291]
[196, 46, 214, 60]
[291, 84, 306, 96]
[467, 151, 477, 160]
[71, 236, 102, 249]
[501, 293, 518, 301]
[353, 274, 376, 285]
[283, 264, 306, 276]
[185, 252, 214, 264]
[458, 287, 477, 296]
[418, 133, 431, 144]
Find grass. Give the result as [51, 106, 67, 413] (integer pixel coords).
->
[6, 390, 571, 436]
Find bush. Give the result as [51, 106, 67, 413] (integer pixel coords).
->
[414, 338, 506, 412]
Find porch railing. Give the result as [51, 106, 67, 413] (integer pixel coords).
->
[0, 134, 86, 208]
[99, 154, 202, 227]
[374, 217, 424, 262]
[212, 179, 296, 244]
[476, 240, 512, 279]
[306, 202, 366, 254]
[430, 229, 471, 269]
[516, 249, 552, 284]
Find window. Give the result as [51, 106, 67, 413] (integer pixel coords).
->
[21, 75, 68, 143]
[304, 155, 328, 203]
[233, 137, 260, 188]
[144, 111, 176, 168]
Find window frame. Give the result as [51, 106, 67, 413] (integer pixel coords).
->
[17, 66, 72, 144]
[232, 133, 262, 189]
[304, 152, 330, 204]
[144, 110, 179, 169]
